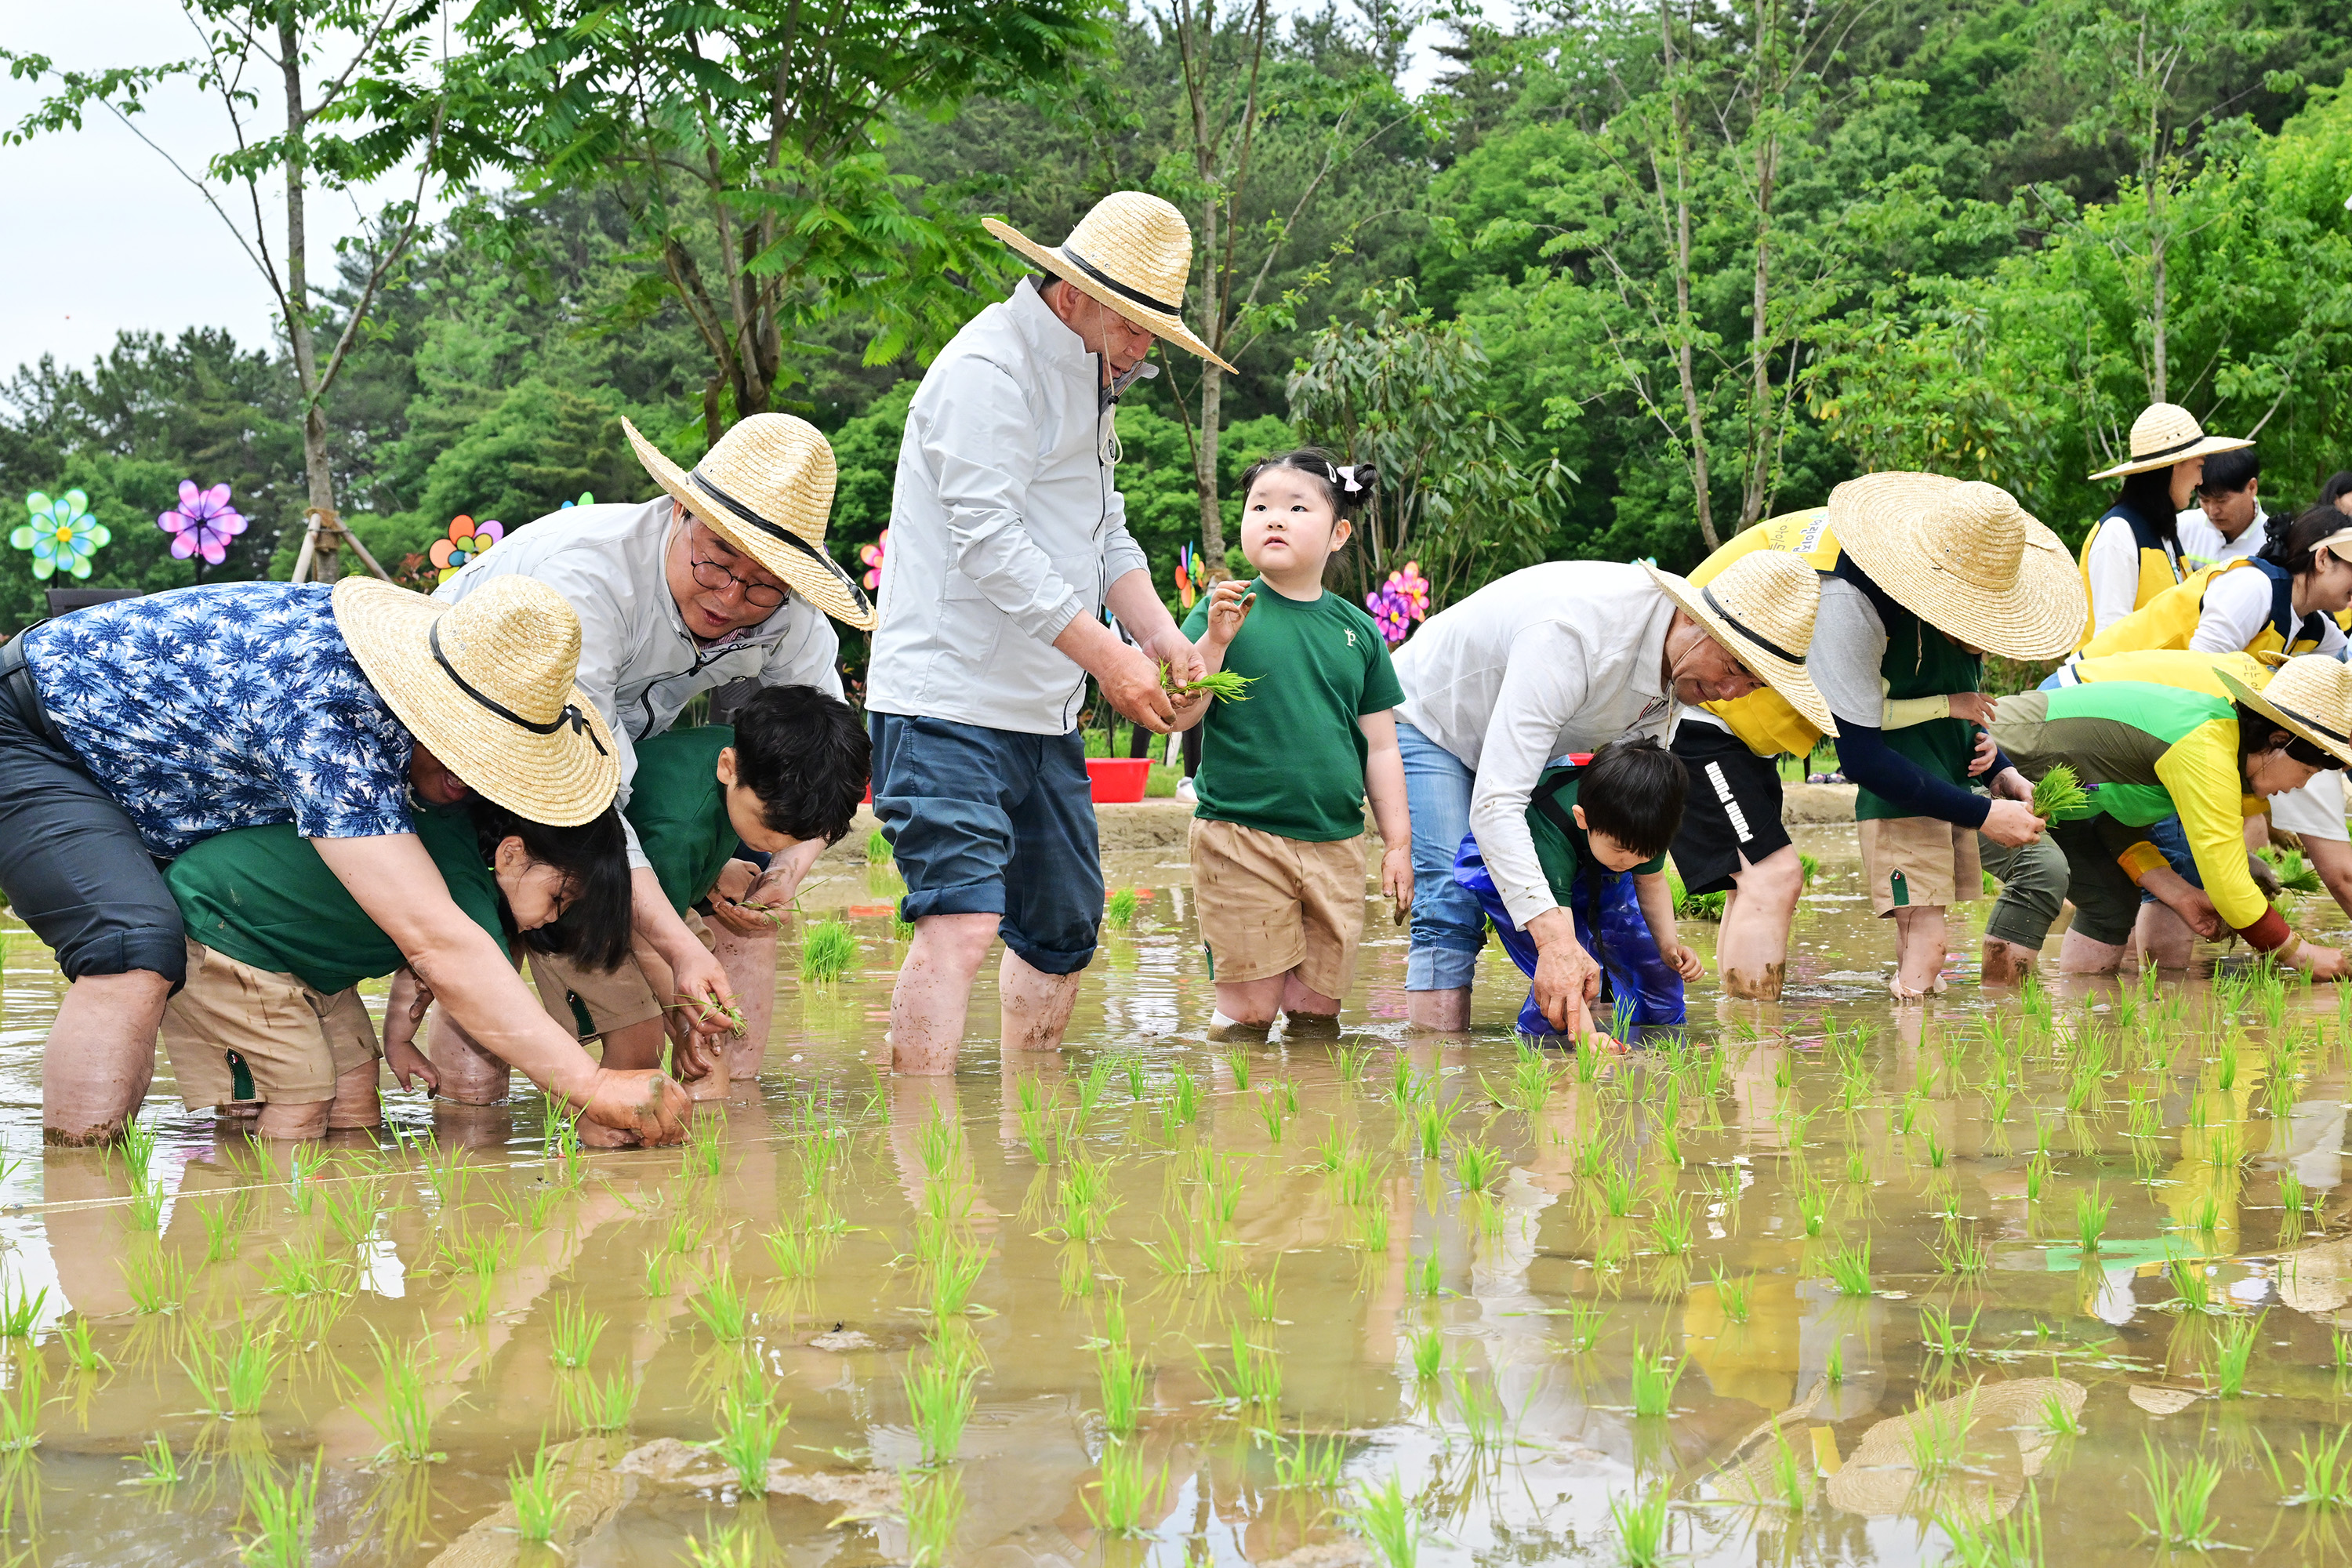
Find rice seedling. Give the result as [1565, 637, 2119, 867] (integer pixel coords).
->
[362, 1330, 440, 1464]
[1598, 1162, 1638, 1218]
[799, 919, 858, 983]
[1610, 1482, 1672, 1566]
[906, 1342, 980, 1465]
[1795, 1186, 1828, 1237]
[1167, 1064, 1201, 1128]
[549, 1297, 605, 1370]
[1445, 1366, 1509, 1448]
[1628, 1339, 1683, 1417]
[2074, 1185, 2112, 1253]
[1351, 1202, 1391, 1254]
[712, 1384, 789, 1493]
[266, 1235, 342, 1299]
[1648, 1198, 1693, 1256]
[2213, 1311, 2261, 1398]
[1711, 1269, 1751, 1324]
[1334, 1150, 1382, 1207]
[2132, 1440, 2224, 1548]
[1105, 887, 1138, 929]
[321, 1181, 382, 1248]
[2281, 1168, 2308, 1225]
[510, 1438, 579, 1541]
[2165, 1255, 2213, 1312]
[1254, 1087, 1289, 1145]
[1653, 1121, 1683, 1169]
[1389, 1056, 1419, 1107]
[1407, 1250, 1443, 1299]
[1846, 1149, 1871, 1185]
[1408, 1327, 1445, 1383]
[2188, 1192, 2222, 1236]
[238, 1452, 321, 1568]
[763, 1222, 816, 1280]
[131, 1431, 179, 1490]
[1096, 1339, 1149, 1436]
[1083, 1436, 1163, 1535]
[1206, 1323, 1282, 1411]
[643, 1251, 673, 1298]
[120, 1247, 188, 1315]
[184, 1316, 279, 1421]
[664, 1207, 708, 1256]
[1905, 1387, 1976, 1479]
[1240, 1265, 1280, 1321]
[866, 826, 894, 864]
[118, 1113, 158, 1191]
[1920, 1304, 1979, 1362]
[125, 1179, 166, 1232]
[1940, 1486, 2044, 1568]
[1273, 1435, 1346, 1490]
[2262, 1427, 2352, 1508]
[2024, 1158, 2048, 1204]
[0, 1278, 42, 1343]
[927, 1236, 989, 1317]
[565, 1370, 638, 1434]
[288, 1143, 322, 1216]
[1559, 1300, 1610, 1355]
[1827, 1240, 1872, 1297]
[684, 1519, 769, 1568]
[1351, 1472, 1419, 1568]
[1412, 1098, 1454, 1160]
[1014, 1076, 1054, 1164]
[1219, 1045, 1253, 1091]
[1335, 1039, 1374, 1084]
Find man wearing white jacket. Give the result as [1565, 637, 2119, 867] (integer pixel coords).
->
[866, 192, 1223, 1074]
[435, 412, 870, 1093]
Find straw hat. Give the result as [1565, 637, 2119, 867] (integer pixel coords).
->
[333, 575, 619, 827]
[2217, 654, 2352, 768]
[1824, 473, 2085, 661]
[2088, 402, 2253, 481]
[982, 193, 1237, 373]
[1641, 550, 1836, 735]
[621, 414, 875, 633]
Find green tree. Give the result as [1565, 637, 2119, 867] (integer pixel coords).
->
[443, 0, 1105, 445]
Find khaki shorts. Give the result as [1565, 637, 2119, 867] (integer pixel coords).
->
[1189, 818, 1367, 999]
[160, 940, 379, 1109]
[528, 907, 713, 1040]
[1860, 816, 1982, 918]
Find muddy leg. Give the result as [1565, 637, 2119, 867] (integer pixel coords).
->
[1890, 906, 1948, 998]
[254, 1099, 332, 1139]
[1000, 946, 1080, 1054]
[712, 924, 776, 1083]
[1980, 938, 2040, 985]
[890, 913, 997, 1075]
[1406, 986, 1471, 1029]
[324, 1060, 383, 1131]
[1717, 846, 1802, 1001]
[44, 970, 170, 1145]
[425, 1005, 511, 1105]
[2060, 927, 2129, 975]
[2133, 903, 2197, 970]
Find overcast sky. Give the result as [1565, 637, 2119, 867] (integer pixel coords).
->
[0, 0, 1512, 383]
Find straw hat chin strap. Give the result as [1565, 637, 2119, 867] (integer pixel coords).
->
[687, 467, 873, 621]
[430, 622, 608, 755]
[1700, 584, 1806, 666]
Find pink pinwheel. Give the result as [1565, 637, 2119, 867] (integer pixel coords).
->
[861, 528, 889, 591]
[1390, 561, 1430, 619]
[158, 481, 246, 566]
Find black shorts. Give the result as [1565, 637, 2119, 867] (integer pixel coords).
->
[0, 635, 186, 987]
[1670, 720, 1791, 896]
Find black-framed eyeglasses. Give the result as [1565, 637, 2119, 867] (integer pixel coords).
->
[686, 540, 789, 608]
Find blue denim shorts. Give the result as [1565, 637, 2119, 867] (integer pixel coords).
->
[868, 713, 1105, 975]
[1398, 720, 1484, 990]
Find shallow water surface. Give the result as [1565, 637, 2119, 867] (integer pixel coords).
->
[0, 826, 2348, 1565]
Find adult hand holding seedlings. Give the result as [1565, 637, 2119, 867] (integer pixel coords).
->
[311, 834, 691, 1144]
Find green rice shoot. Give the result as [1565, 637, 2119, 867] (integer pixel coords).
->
[2031, 763, 2089, 819]
[1160, 662, 1256, 702]
[800, 919, 858, 983]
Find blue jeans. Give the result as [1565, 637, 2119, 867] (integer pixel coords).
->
[1399, 720, 1484, 990]
[868, 713, 1104, 975]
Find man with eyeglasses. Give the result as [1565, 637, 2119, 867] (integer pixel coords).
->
[434, 412, 875, 1098]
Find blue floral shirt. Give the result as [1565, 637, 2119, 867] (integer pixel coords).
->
[24, 583, 415, 858]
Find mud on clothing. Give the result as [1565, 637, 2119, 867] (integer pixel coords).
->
[160, 942, 380, 1109]
[1987, 684, 2289, 951]
[1180, 580, 1403, 843]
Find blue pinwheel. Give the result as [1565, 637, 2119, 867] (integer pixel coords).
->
[13, 490, 111, 580]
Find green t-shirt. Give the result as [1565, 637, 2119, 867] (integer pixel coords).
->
[1180, 581, 1405, 842]
[628, 725, 739, 913]
[1527, 767, 1667, 898]
[167, 804, 508, 996]
[1860, 594, 1985, 822]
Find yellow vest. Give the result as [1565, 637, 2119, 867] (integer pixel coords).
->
[2077, 557, 2328, 662]
[1686, 510, 1838, 758]
[2060, 648, 2273, 701]
[2075, 507, 2183, 650]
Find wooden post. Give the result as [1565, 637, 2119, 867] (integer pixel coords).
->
[289, 506, 394, 585]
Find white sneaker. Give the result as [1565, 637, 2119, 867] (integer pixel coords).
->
[1176, 776, 1197, 804]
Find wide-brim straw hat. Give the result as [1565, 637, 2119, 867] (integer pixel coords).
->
[982, 192, 1238, 374]
[2218, 655, 2352, 769]
[334, 575, 619, 827]
[1642, 550, 1837, 735]
[2089, 402, 2254, 481]
[1825, 473, 2085, 661]
[622, 414, 875, 633]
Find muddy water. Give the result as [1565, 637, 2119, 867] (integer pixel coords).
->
[0, 824, 2347, 1565]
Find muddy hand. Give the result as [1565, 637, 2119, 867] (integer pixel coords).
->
[573, 1067, 690, 1146]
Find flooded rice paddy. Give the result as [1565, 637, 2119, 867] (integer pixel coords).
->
[0, 823, 2349, 1565]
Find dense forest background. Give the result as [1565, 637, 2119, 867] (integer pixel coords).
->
[9, 0, 2352, 676]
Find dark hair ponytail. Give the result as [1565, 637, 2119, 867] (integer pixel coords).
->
[2117, 466, 2185, 557]
[463, 797, 633, 971]
[2259, 505, 2352, 577]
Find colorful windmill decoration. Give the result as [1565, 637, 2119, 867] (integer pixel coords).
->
[559, 492, 594, 509]
[157, 480, 247, 570]
[1172, 542, 1203, 610]
[1365, 560, 1431, 645]
[860, 528, 889, 592]
[430, 515, 504, 583]
[13, 489, 111, 580]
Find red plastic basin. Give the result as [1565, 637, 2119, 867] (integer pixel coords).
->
[1086, 757, 1151, 804]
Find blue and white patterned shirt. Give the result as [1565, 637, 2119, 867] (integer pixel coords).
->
[24, 583, 415, 858]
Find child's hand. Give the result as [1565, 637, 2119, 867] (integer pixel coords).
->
[709, 857, 785, 937]
[1203, 580, 1255, 647]
[1668, 943, 1704, 982]
[1947, 691, 1997, 726]
[384, 1036, 441, 1094]
[1380, 843, 1414, 913]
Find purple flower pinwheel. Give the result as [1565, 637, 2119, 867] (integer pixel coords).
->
[158, 480, 248, 566]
